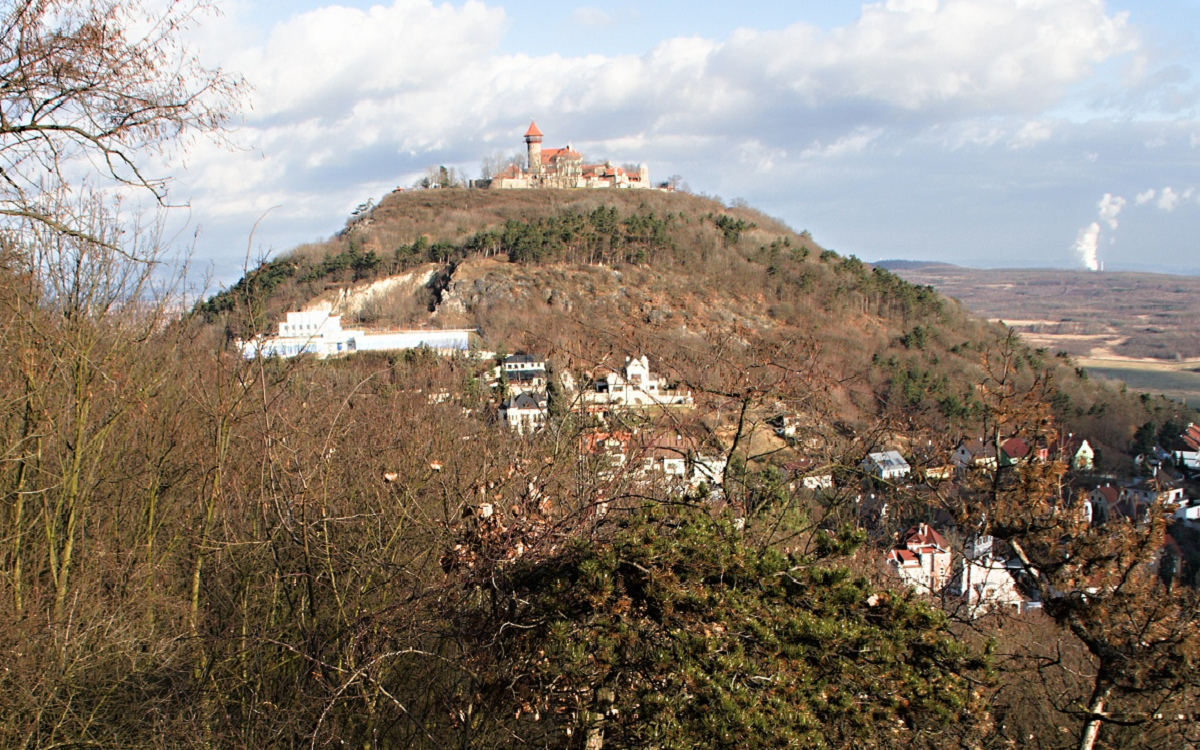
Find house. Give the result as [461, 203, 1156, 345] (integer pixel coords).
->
[857, 493, 889, 527]
[490, 122, 654, 191]
[1175, 450, 1200, 472]
[887, 524, 952, 594]
[584, 356, 692, 408]
[952, 438, 997, 470]
[1183, 423, 1200, 452]
[501, 392, 547, 435]
[1087, 485, 1121, 525]
[999, 437, 1048, 467]
[1056, 435, 1095, 472]
[1122, 475, 1186, 508]
[954, 555, 1025, 618]
[863, 451, 911, 481]
[498, 353, 547, 391]
[240, 309, 479, 359]
[635, 433, 725, 487]
[1174, 501, 1200, 523]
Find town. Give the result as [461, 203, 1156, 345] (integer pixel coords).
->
[240, 310, 1200, 619]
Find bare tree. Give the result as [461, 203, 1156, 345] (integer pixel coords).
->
[0, 0, 243, 240]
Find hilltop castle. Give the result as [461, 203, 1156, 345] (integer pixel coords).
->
[490, 121, 652, 190]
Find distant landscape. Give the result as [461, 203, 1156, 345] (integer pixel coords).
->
[883, 261, 1200, 409]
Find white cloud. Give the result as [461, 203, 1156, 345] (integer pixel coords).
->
[570, 7, 617, 29]
[801, 128, 883, 159]
[1135, 188, 1156, 205]
[1097, 193, 1125, 229]
[1158, 186, 1180, 211]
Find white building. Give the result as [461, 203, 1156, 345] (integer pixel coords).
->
[863, 451, 911, 481]
[239, 310, 478, 359]
[955, 556, 1025, 618]
[584, 356, 692, 408]
[501, 392, 547, 435]
[887, 524, 952, 594]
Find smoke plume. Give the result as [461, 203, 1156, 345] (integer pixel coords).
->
[1072, 222, 1101, 271]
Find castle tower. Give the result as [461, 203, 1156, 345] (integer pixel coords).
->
[524, 121, 543, 176]
[638, 162, 650, 185]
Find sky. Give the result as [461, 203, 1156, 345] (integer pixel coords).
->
[162, 0, 1200, 284]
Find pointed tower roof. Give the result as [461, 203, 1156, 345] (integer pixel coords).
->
[524, 121, 543, 138]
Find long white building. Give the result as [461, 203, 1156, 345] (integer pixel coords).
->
[240, 311, 478, 359]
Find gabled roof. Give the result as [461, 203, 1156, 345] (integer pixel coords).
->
[957, 438, 997, 458]
[524, 121, 543, 138]
[1091, 485, 1120, 505]
[1184, 424, 1200, 451]
[504, 392, 546, 410]
[903, 523, 948, 552]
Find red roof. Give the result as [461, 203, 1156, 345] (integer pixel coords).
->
[1092, 485, 1120, 505]
[902, 523, 948, 551]
[1001, 437, 1030, 459]
[524, 121, 543, 138]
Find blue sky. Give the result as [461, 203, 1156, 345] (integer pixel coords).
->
[167, 0, 1200, 283]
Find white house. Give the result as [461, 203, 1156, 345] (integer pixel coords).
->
[1174, 501, 1200, 523]
[501, 392, 547, 435]
[1066, 438, 1095, 472]
[1176, 451, 1200, 471]
[863, 451, 911, 481]
[955, 556, 1025, 618]
[584, 356, 692, 408]
[801, 473, 834, 490]
[887, 524, 952, 594]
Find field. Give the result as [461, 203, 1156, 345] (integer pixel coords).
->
[882, 262, 1200, 409]
[1079, 358, 1200, 410]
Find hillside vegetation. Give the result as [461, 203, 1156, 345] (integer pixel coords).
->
[3, 187, 1197, 750]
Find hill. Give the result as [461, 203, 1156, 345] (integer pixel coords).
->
[207, 189, 1194, 472]
[6, 187, 1198, 750]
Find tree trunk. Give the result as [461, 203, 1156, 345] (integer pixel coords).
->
[1078, 680, 1113, 750]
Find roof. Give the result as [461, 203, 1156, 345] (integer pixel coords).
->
[506, 353, 541, 364]
[524, 121, 543, 138]
[1091, 485, 1120, 505]
[866, 451, 910, 470]
[1001, 437, 1030, 459]
[1184, 424, 1200, 451]
[642, 433, 699, 459]
[903, 523, 948, 551]
[504, 392, 545, 410]
[888, 549, 920, 566]
[957, 438, 997, 458]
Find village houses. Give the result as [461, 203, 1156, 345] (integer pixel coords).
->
[583, 355, 693, 408]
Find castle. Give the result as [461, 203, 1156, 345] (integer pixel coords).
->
[490, 121, 653, 190]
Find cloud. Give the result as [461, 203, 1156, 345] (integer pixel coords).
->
[1135, 188, 1156, 205]
[1097, 193, 1125, 229]
[1072, 222, 1101, 271]
[570, 7, 617, 29]
[1158, 187, 1180, 211]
